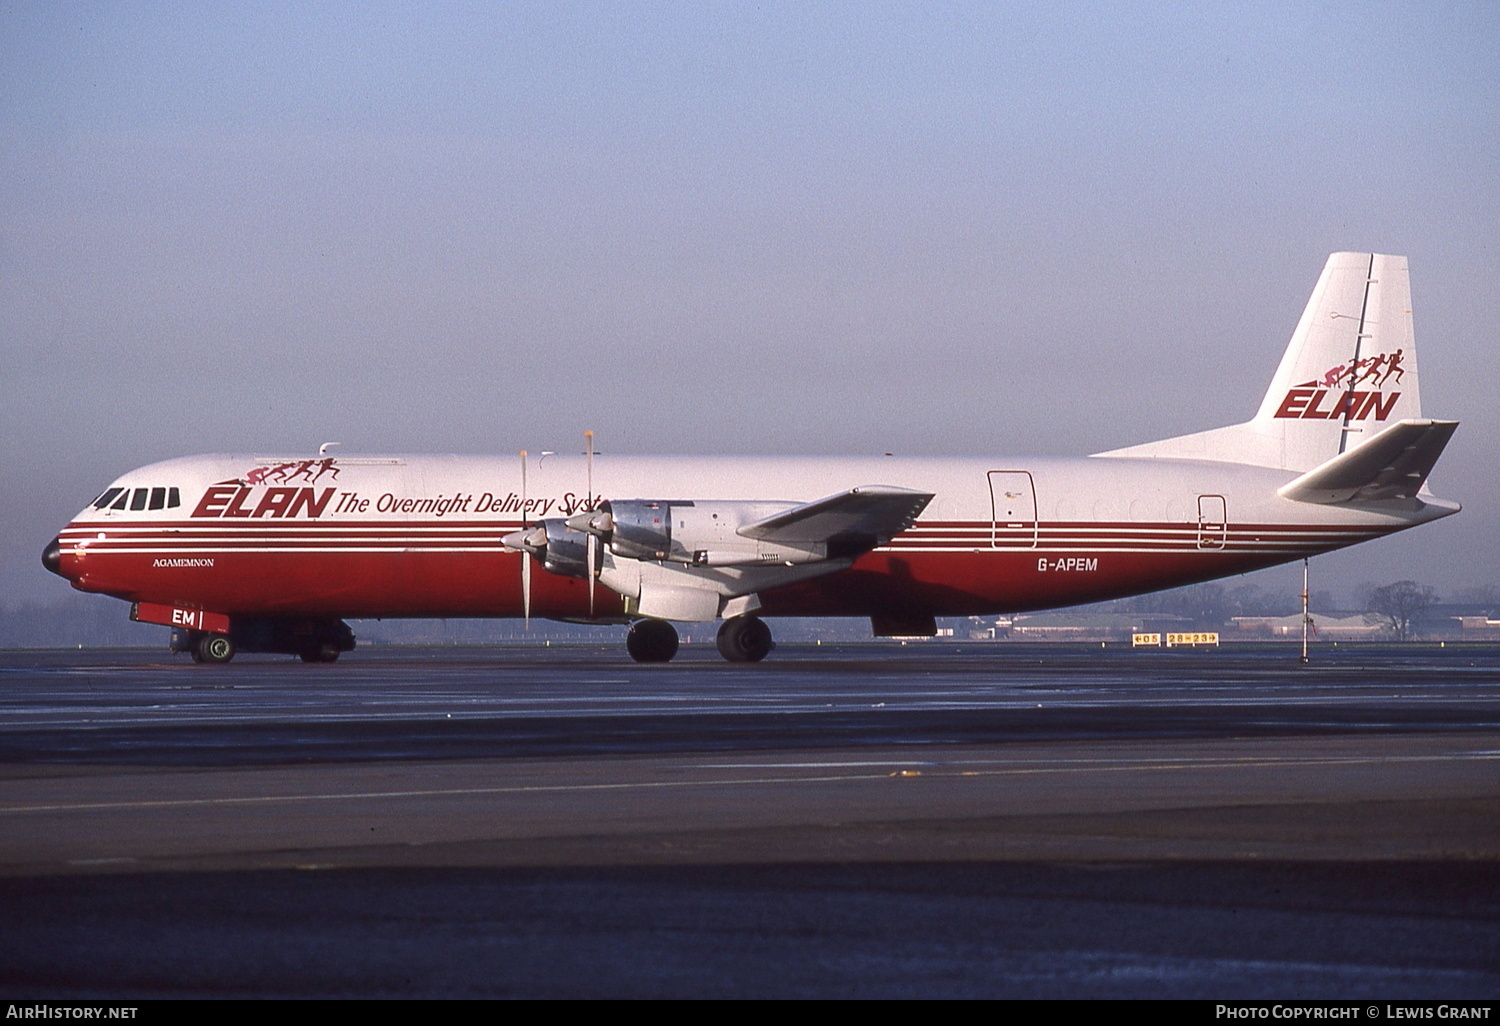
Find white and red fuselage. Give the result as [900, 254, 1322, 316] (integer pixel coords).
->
[50, 450, 1450, 620]
[42, 253, 1461, 661]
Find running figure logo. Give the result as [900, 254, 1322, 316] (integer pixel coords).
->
[1274, 350, 1406, 421]
[1313, 349, 1405, 391]
[243, 458, 341, 486]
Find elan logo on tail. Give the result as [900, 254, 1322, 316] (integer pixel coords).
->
[1273, 349, 1405, 421]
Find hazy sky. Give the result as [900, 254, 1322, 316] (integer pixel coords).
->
[3, 1, 1497, 606]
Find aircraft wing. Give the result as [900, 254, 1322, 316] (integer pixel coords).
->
[736, 485, 934, 549]
[1277, 419, 1459, 504]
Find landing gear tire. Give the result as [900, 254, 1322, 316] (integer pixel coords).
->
[626, 619, 679, 663]
[299, 642, 340, 663]
[196, 634, 235, 664]
[716, 616, 774, 663]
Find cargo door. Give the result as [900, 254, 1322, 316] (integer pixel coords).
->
[1197, 494, 1227, 550]
[989, 471, 1038, 549]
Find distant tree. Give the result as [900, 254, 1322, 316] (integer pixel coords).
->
[1097, 580, 1329, 622]
[1363, 581, 1437, 641]
[0, 595, 165, 649]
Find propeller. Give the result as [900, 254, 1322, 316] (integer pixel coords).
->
[501, 523, 547, 615]
[500, 433, 604, 621]
[499, 450, 540, 627]
[520, 450, 529, 627]
[585, 430, 596, 619]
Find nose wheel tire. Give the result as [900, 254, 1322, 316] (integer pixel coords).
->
[626, 619, 680, 663]
[196, 634, 235, 664]
[716, 616, 774, 663]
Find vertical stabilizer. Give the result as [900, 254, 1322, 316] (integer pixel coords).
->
[1095, 253, 1422, 472]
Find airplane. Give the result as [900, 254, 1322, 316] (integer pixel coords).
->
[42, 252, 1459, 664]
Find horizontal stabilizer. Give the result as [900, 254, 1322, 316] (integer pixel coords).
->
[1277, 419, 1458, 504]
[738, 485, 933, 545]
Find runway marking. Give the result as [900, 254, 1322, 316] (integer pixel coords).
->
[696, 749, 1500, 770]
[6, 694, 1494, 730]
[1, 749, 1496, 816]
[66, 857, 137, 866]
[694, 761, 934, 768]
[0, 771, 897, 814]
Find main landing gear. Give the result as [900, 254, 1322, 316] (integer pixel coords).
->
[625, 618, 680, 663]
[716, 615, 774, 663]
[299, 641, 342, 663]
[624, 615, 776, 664]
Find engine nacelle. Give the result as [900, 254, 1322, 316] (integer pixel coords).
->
[538, 519, 600, 579]
[605, 500, 676, 561]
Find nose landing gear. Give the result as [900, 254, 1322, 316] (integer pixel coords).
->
[192, 634, 236, 664]
[172, 617, 355, 664]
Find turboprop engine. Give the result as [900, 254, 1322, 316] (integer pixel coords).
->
[566, 499, 831, 567]
[500, 519, 600, 579]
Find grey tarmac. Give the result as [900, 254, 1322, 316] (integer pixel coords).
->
[0, 643, 1497, 998]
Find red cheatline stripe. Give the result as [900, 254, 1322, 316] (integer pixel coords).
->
[63, 522, 1385, 540]
[71, 538, 1374, 554]
[67, 531, 1381, 546]
[74, 540, 1351, 557]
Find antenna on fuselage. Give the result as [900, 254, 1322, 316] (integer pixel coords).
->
[319, 442, 341, 456]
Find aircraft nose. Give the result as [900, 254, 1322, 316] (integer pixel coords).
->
[42, 536, 63, 577]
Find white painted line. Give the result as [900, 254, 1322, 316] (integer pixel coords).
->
[1, 749, 1496, 815]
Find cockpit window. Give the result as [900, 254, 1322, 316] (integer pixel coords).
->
[95, 486, 182, 512]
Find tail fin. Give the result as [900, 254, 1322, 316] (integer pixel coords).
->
[1097, 253, 1425, 472]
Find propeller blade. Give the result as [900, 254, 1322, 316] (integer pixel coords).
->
[584, 430, 597, 618]
[586, 531, 597, 618]
[522, 548, 531, 627]
[585, 430, 594, 506]
[520, 450, 528, 629]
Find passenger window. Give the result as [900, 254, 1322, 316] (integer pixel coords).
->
[94, 488, 124, 509]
